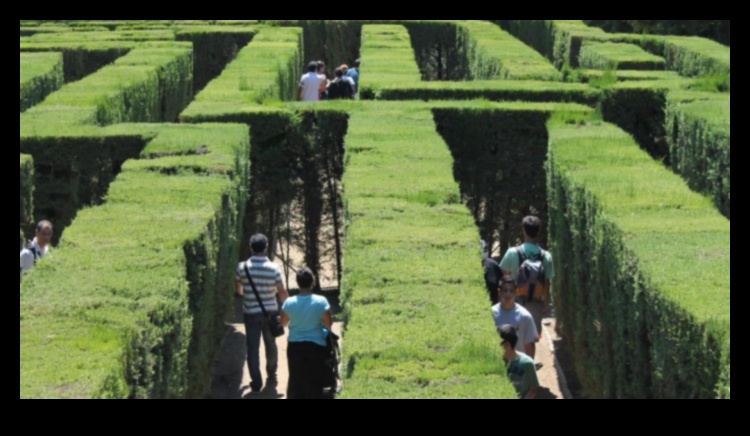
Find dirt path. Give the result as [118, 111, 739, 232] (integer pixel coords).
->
[535, 317, 573, 399]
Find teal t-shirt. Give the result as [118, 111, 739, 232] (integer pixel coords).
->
[499, 243, 555, 280]
[282, 294, 330, 347]
[507, 352, 539, 399]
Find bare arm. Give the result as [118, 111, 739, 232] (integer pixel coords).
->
[322, 310, 333, 329]
[277, 281, 289, 305]
[235, 280, 244, 297]
[298, 86, 304, 101]
[525, 342, 536, 360]
[280, 311, 290, 328]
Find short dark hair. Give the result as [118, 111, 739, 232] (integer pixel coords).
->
[296, 267, 315, 289]
[316, 60, 325, 71]
[498, 324, 519, 348]
[334, 67, 344, 78]
[522, 216, 542, 239]
[353, 59, 360, 68]
[250, 234, 268, 254]
[308, 61, 318, 72]
[36, 220, 53, 232]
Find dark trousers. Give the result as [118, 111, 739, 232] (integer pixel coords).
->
[244, 313, 278, 391]
[287, 341, 328, 399]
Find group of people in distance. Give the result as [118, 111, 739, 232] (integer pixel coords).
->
[485, 215, 555, 399]
[298, 59, 360, 102]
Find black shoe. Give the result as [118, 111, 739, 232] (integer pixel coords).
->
[249, 383, 262, 393]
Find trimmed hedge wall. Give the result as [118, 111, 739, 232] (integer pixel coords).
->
[20, 41, 134, 83]
[20, 123, 250, 399]
[180, 27, 302, 119]
[20, 154, 34, 240]
[359, 25, 422, 99]
[547, 120, 730, 398]
[600, 81, 672, 162]
[666, 94, 730, 218]
[498, 20, 731, 78]
[20, 52, 64, 112]
[368, 80, 600, 105]
[457, 21, 561, 81]
[175, 26, 256, 93]
[339, 102, 518, 399]
[20, 46, 193, 240]
[579, 42, 666, 70]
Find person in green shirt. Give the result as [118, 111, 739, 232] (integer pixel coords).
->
[499, 324, 539, 399]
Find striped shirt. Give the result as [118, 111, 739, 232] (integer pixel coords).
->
[236, 256, 283, 315]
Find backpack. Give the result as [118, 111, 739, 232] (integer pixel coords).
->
[328, 79, 354, 100]
[515, 245, 547, 302]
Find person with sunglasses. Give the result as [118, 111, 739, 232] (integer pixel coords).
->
[491, 276, 539, 359]
[499, 324, 539, 399]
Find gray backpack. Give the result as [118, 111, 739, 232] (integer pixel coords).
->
[515, 245, 547, 302]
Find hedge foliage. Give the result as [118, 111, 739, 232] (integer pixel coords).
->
[666, 93, 730, 218]
[579, 42, 666, 70]
[433, 104, 593, 254]
[498, 20, 730, 78]
[20, 154, 34, 239]
[20, 123, 249, 399]
[20, 52, 64, 112]
[180, 27, 302, 119]
[20, 46, 193, 240]
[547, 120, 730, 398]
[339, 102, 521, 399]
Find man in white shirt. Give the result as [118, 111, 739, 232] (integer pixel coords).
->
[298, 61, 327, 102]
[20, 220, 53, 274]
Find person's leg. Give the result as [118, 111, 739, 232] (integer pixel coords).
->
[525, 300, 543, 337]
[260, 315, 279, 384]
[287, 342, 302, 399]
[244, 314, 263, 392]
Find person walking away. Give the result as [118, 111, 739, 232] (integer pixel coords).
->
[236, 233, 289, 393]
[281, 267, 333, 399]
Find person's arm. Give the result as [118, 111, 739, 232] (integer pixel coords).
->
[499, 247, 517, 278]
[298, 85, 304, 101]
[523, 387, 538, 400]
[235, 280, 244, 297]
[280, 311, 290, 328]
[276, 281, 289, 305]
[525, 342, 536, 360]
[523, 313, 539, 359]
[319, 78, 328, 96]
[322, 310, 333, 329]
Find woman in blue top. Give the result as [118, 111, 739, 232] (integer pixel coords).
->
[281, 267, 333, 399]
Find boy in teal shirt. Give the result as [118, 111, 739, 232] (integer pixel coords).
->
[499, 324, 539, 399]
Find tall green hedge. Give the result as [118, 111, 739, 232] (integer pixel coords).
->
[367, 80, 600, 104]
[498, 20, 731, 78]
[20, 123, 249, 399]
[180, 27, 302, 118]
[358, 25, 422, 99]
[457, 21, 561, 81]
[579, 42, 666, 70]
[547, 120, 730, 398]
[20, 52, 64, 112]
[339, 102, 518, 399]
[666, 94, 730, 218]
[20, 155, 34, 242]
[175, 26, 256, 93]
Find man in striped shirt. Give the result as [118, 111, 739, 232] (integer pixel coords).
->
[236, 234, 289, 393]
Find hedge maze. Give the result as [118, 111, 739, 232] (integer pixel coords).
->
[20, 20, 729, 399]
